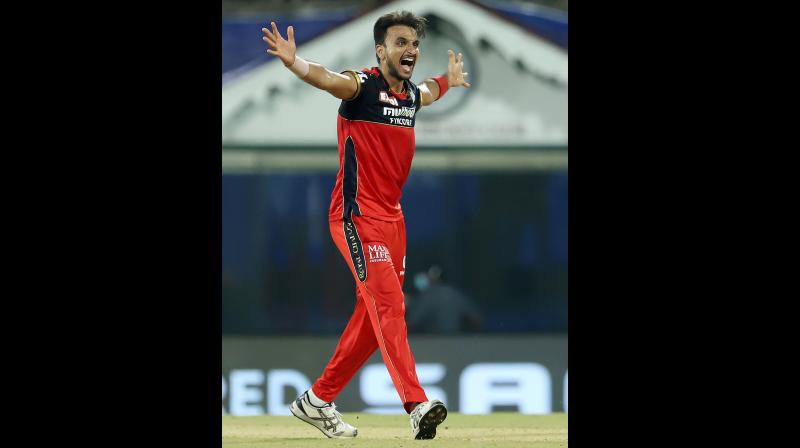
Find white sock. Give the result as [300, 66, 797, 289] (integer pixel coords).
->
[307, 389, 329, 407]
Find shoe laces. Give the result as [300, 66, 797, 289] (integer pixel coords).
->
[318, 402, 348, 429]
[411, 404, 423, 424]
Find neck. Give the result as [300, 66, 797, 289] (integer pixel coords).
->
[380, 65, 405, 93]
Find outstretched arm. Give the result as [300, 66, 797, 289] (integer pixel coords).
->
[262, 21, 360, 100]
[419, 49, 471, 107]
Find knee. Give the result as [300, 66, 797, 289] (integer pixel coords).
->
[377, 299, 405, 320]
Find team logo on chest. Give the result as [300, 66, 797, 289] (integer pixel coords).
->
[367, 244, 391, 263]
[378, 91, 399, 106]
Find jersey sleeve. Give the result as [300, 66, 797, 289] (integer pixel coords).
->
[339, 68, 375, 102]
[411, 82, 422, 111]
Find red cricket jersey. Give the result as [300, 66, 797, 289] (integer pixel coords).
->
[328, 67, 422, 222]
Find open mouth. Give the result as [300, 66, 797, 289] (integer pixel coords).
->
[399, 56, 415, 74]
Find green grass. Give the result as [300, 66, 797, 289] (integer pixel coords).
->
[222, 412, 567, 447]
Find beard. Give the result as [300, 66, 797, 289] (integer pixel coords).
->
[386, 57, 412, 80]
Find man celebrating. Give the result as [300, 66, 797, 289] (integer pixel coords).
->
[261, 10, 470, 440]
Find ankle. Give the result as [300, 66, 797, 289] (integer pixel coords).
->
[306, 389, 330, 407]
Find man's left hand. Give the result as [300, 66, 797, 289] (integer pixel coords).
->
[447, 49, 471, 88]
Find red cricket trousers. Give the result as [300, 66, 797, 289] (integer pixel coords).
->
[311, 214, 428, 413]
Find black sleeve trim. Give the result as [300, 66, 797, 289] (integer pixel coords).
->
[340, 70, 363, 101]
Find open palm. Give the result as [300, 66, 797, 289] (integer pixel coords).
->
[447, 49, 471, 88]
[262, 21, 297, 67]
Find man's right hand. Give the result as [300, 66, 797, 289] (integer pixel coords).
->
[260, 21, 358, 100]
[262, 21, 297, 67]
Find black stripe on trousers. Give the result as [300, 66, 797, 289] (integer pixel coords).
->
[342, 136, 362, 220]
[343, 218, 367, 282]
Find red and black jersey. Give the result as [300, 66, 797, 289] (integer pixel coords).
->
[328, 67, 422, 222]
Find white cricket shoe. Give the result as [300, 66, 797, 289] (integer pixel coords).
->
[289, 390, 358, 438]
[410, 399, 447, 440]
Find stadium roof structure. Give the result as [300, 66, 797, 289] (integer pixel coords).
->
[222, 0, 567, 148]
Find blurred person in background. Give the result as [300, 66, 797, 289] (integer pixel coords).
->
[261, 9, 470, 441]
[406, 265, 483, 334]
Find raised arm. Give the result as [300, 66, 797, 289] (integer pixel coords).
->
[418, 49, 472, 107]
[262, 21, 360, 101]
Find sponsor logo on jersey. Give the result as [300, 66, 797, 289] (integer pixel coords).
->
[378, 91, 399, 106]
[382, 106, 416, 118]
[382, 106, 416, 126]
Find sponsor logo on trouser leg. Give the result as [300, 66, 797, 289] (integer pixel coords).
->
[343, 219, 367, 282]
[367, 244, 391, 263]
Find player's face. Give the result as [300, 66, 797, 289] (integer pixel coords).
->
[378, 25, 420, 81]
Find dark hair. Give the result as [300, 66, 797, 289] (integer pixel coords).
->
[373, 10, 427, 63]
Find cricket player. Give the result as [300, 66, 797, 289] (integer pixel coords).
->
[261, 10, 470, 440]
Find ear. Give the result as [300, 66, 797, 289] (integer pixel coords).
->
[376, 44, 385, 61]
